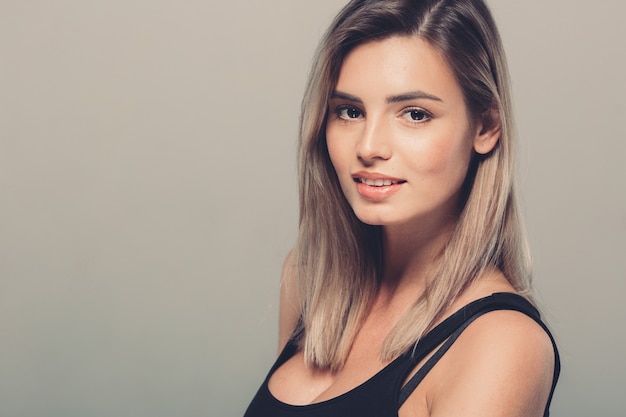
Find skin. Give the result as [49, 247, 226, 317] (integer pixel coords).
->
[272, 36, 554, 417]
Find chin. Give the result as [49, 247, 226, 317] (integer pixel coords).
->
[352, 209, 402, 227]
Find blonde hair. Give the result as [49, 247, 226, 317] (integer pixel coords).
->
[293, 0, 531, 371]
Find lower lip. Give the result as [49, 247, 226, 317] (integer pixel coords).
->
[356, 182, 404, 201]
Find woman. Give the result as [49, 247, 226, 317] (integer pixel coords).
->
[245, 0, 560, 416]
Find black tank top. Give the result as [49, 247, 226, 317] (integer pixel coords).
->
[244, 293, 560, 417]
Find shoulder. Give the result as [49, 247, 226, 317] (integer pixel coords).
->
[427, 308, 555, 417]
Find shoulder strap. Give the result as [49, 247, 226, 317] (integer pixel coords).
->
[397, 310, 482, 407]
[396, 293, 560, 417]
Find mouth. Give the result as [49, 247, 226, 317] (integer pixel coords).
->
[354, 177, 407, 187]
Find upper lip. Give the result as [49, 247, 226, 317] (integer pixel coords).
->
[352, 171, 406, 183]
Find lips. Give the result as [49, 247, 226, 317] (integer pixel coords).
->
[352, 171, 407, 186]
[355, 177, 405, 187]
[352, 172, 406, 200]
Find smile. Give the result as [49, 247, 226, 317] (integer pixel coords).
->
[355, 178, 406, 187]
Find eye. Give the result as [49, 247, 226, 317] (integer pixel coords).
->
[402, 108, 431, 123]
[335, 106, 363, 120]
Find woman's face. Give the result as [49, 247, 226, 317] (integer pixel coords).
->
[326, 36, 498, 234]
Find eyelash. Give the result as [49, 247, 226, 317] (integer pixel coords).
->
[401, 108, 432, 124]
[331, 105, 432, 124]
[333, 105, 363, 121]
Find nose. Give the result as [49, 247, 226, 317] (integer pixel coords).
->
[356, 116, 392, 164]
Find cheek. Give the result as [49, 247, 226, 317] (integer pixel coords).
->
[410, 132, 474, 184]
[326, 128, 347, 176]
[326, 129, 357, 203]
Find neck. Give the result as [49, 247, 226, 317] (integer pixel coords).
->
[379, 217, 456, 298]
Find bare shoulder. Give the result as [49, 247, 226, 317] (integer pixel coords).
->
[428, 309, 555, 417]
[278, 250, 301, 353]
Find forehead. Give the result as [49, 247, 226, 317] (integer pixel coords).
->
[335, 36, 462, 102]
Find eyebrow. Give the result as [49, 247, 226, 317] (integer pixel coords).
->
[386, 91, 443, 103]
[330, 91, 363, 103]
[330, 90, 443, 104]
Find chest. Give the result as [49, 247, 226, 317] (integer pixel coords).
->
[267, 349, 431, 417]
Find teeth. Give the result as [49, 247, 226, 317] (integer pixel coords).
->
[360, 178, 397, 186]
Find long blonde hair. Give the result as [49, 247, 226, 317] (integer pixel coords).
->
[293, 0, 531, 371]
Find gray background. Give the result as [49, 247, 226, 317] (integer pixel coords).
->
[1, 1, 624, 416]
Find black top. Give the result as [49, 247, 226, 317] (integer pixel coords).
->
[244, 292, 560, 417]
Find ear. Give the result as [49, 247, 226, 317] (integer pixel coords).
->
[473, 106, 501, 155]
